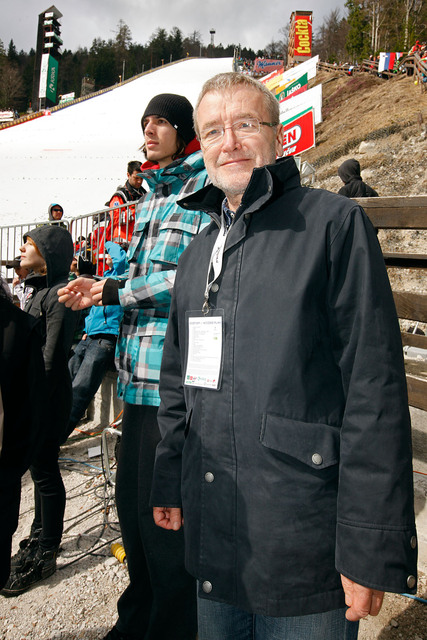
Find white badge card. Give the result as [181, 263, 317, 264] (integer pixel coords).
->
[184, 310, 224, 390]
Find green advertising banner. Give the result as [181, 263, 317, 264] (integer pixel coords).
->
[39, 54, 59, 104]
[276, 73, 308, 103]
[46, 55, 59, 103]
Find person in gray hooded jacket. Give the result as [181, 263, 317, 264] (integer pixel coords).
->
[47, 203, 67, 227]
[1, 225, 77, 597]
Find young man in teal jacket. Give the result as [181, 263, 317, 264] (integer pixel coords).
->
[58, 93, 210, 640]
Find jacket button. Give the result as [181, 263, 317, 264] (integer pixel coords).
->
[211, 283, 219, 292]
[407, 575, 416, 589]
[410, 536, 417, 549]
[202, 581, 212, 593]
[205, 472, 214, 483]
[312, 453, 323, 465]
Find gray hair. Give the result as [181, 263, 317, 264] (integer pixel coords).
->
[193, 72, 280, 137]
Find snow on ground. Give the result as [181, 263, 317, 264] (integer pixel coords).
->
[0, 57, 233, 227]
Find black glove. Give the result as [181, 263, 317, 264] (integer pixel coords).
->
[78, 256, 96, 276]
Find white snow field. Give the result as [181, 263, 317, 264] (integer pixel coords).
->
[0, 57, 233, 227]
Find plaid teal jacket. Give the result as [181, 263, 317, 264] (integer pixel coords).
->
[116, 150, 210, 405]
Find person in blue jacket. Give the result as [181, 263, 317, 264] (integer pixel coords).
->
[64, 241, 127, 440]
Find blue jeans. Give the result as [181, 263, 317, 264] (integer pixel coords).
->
[197, 597, 359, 640]
[67, 335, 116, 434]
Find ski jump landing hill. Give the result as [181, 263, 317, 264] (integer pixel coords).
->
[0, 57, 233, 227]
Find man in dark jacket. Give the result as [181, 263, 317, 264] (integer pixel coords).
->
[151, 73, 417, 640]
[107, 160, 146, 208]
[338, 158, 379, 198]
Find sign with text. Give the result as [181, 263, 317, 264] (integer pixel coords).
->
[59, 92, 75, 104]
[281, 108, 315, 156]
[279, 83, 322, 125]
[276, 73, 308, 102]
[253, 58, 284, 74]
[260, 55, 318, 89]
[39, 53, 58, 103]
[294, 15, 312, 57]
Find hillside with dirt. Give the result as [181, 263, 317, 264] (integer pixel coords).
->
[306, 70, 427, 197]
[306, 70, 427, 301]
[309, 72, 427, 640]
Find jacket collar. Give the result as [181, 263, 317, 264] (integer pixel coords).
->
[142, 150, 205, 187]
[178, 157, 301, 226]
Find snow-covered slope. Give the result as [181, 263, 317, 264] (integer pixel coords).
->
[0, 58, 233, 226]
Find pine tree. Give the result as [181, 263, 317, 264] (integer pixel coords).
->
[345, 0, 370, 60]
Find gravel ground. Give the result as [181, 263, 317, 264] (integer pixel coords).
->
[0, 411, 426, 639]
[1, 429, 129, 640]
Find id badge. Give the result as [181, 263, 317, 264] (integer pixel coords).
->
[184, 309, 224, 390]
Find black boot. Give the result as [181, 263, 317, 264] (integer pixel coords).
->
[10, 528, 42, 573]
[1, 546, 57, 597]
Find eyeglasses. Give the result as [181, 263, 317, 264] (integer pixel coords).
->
[199, 118, 279, 148]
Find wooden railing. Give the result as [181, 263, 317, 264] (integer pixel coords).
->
[317, 55, 427, 90]
[355, 196, 427, 411]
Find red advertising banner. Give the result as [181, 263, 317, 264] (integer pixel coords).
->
[294, 16, 312, 57]
[281, 108, 315, 156]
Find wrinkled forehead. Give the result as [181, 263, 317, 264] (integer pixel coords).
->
[196, 87, 269, 128]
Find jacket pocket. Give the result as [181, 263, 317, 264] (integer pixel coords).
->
[150, 212, 203, 266]
[260, 413, 339, 470]
[127, 218, 148, 262]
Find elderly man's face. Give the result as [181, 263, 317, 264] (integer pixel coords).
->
[197, 87, 283, 210]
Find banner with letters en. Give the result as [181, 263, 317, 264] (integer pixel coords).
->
[280, 108, 315, 156]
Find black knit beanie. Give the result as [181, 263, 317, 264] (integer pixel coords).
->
[141, 93, 195, 145]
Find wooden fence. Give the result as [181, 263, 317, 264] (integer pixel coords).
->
[318, 55, 427, 92]
[355, 195, 427, 411]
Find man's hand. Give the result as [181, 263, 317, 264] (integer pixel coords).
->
[341, 575, 385, 621]
[57, 278, 106, 310]
[153, 507, 183, 531]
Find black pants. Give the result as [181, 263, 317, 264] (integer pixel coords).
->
[30, 435, 66, 550]
[0, 480, 21, 588]
[114, 403, 197, 640]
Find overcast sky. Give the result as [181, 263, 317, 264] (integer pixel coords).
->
[1, 0, 345, 54]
